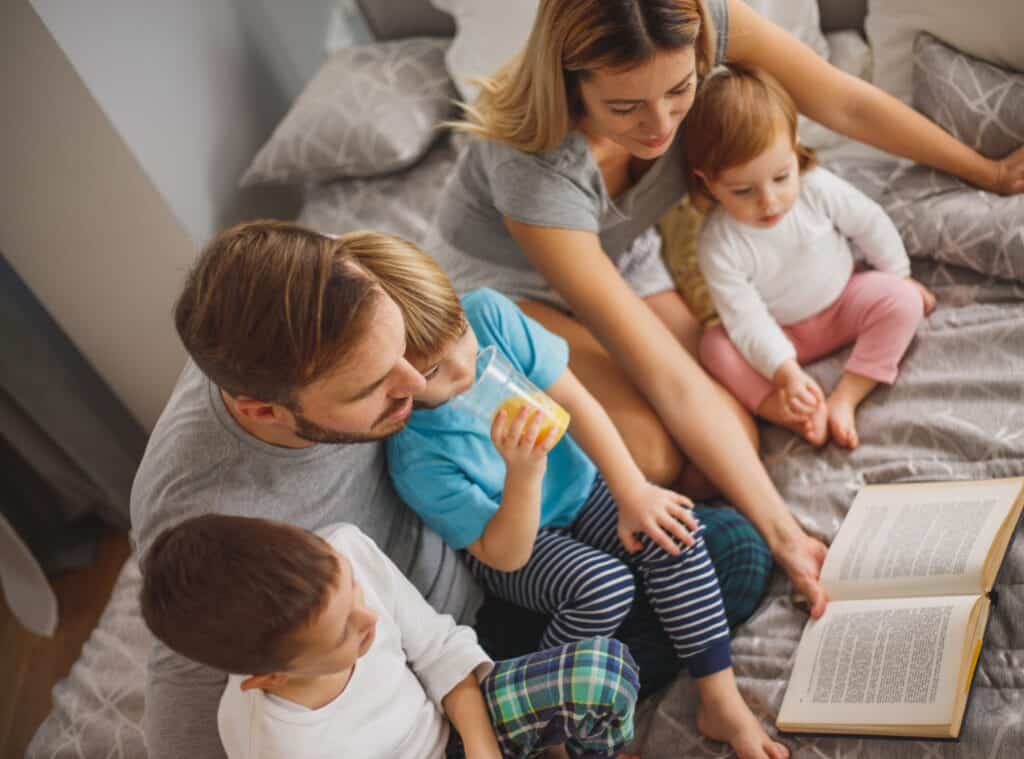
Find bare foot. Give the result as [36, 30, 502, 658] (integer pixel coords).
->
[696, 671, 789, 759]
[773, 530, 829, 618]
[827, 396, 859, 449]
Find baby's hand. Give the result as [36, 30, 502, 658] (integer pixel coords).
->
[773, 361, 824, 420]
[491, 406, 556, 478]
[907, 277, 937, 316]
[615, 482, 699, 556]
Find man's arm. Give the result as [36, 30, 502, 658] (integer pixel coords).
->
[144, 643, 228, 759]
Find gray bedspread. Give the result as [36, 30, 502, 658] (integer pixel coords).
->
[29, 140, 1024, 758]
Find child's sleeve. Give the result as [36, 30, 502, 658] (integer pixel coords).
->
[809, 168, 911, 276]
[388, 447, 500, 550]
[698, 226, 797, 380]
[348, 528, 494, 708]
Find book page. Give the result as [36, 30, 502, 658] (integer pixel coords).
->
[778, 595, 977, 728]
[820, 478, 1023, 600]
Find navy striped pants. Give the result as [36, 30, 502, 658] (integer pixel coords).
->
[467, 476, 732, 677]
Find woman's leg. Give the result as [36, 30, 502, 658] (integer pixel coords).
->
[466, 526, 636, 650]
[473, 638, 640, 759]
[518, 296, 755, 494]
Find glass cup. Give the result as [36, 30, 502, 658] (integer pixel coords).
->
[450, 345, 571, 447]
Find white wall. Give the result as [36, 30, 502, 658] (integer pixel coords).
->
[28, 0, 334, 247]
[1, 0, 193, 429]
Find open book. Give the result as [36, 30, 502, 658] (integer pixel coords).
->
[778, 477, 1024, 738]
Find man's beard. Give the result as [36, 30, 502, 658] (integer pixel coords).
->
[290, 399, 410, 444]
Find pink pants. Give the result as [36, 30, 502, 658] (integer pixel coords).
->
[699, 271, 924, 412]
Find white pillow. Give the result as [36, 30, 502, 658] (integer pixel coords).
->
[430, 0, 538, 102]
[865, 0, 1024, 104]
[746, 0, 829, 60]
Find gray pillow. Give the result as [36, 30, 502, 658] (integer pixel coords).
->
[880, 33, 1024, 282]
[241, 38, 456, 186]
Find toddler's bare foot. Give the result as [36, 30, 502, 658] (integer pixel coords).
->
[827, 397, 859, 449]
[696, 678, 789, 759]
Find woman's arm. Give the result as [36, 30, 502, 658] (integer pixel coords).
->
[503, 218, 828, 616]
[725, 0, 1024, 195]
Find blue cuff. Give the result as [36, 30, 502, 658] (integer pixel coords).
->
[685, 636, 732, 679]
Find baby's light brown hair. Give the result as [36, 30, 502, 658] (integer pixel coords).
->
[341, 231, 467, 365]
[684, 63, 817, 209]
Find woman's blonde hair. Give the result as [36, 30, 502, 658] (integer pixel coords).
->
[684, 64, 817, 209]
[340, 231, 466, 363]
[452, 0, 715, 153]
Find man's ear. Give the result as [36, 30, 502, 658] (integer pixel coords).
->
[240, 672, 289, 692]
[232, 396, 290, 425]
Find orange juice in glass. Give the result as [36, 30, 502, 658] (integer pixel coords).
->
[450, 346, 571, 447]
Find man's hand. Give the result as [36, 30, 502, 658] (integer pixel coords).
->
[772, 360, 825, 420]
[615, 482, 699, 555]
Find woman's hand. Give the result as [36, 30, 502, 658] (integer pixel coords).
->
[907, 277, 937, 316]
[616, 482, 699, 555]
[990, 144, 1024, 196]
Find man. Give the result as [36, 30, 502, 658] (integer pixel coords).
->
[133, 220, 774, 759]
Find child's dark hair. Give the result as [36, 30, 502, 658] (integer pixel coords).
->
[685, 63, 817, 209]
[140, 514, 339, 674]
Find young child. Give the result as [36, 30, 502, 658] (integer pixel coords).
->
[355, 234, 791, 759]
[685, 64, 936, 449]
[140, 514, 640, 759]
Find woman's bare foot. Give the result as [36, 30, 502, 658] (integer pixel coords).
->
[827, 396, 859, 449]
[758, 389, 829, 447]
[696, 669, 789, 759]
[772, 529, 829, 618]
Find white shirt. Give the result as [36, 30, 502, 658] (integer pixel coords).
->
[697, 167, 911, 379]
[217, 524, 493, 759]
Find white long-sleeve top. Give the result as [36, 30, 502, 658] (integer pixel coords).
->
[697, 166, 911, 380]
[217, 524, 493, 759]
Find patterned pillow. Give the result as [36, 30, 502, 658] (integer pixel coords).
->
[241, 38, 456, 186]
[658, 197, 719, 326]
[880, 33, 1024, 282]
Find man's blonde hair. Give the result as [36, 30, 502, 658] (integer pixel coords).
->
[451, 0, 714, 153]
[341, 231, 466, 363]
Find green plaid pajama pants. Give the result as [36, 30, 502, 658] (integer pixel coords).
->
[446, 637, 639, 759]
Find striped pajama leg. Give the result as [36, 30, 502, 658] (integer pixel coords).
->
[446, 637, 640, 759]
[466, 527, 638, 650]
[571, 476, 733, 677]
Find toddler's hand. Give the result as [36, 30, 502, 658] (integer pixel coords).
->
[491, 406, 556, 478]
[615, 482, 699, 556]
[907, 277, 937, 316]
[773, 361, 824, 420]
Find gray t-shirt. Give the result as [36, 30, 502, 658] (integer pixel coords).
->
[430, 0, 729, 306]
[131, 361, 480, 759]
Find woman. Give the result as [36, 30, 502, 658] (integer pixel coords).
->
[429, 0, 1024, 631]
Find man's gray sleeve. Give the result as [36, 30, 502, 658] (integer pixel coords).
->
[144, 643, 227, 759]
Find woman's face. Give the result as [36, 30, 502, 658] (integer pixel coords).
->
[578, 46, 697, 159]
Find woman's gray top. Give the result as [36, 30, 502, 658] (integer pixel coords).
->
[429, 0, 729, 309]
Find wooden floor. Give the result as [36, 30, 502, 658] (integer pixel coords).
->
[0, 530, 131, 758]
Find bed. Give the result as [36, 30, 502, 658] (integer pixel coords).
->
[29, 1, 1024, 757]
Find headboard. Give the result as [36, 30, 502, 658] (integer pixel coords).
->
[354, 0, 867, 41]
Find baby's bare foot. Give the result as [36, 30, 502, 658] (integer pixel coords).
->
[696, 688, 789, 759]
[760, 390, 829, 447]
[827, 397, 859, 449]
